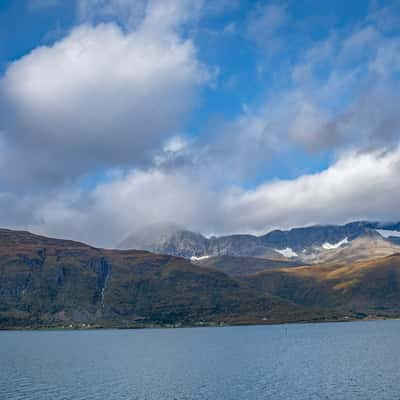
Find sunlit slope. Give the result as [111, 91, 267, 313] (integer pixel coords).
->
[244, 254, 400, 313]
[301, 234, 400, 265]
[192, 255, 303, 276]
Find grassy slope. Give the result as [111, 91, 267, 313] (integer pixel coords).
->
[243, 254, 400, 315]
[192, 255, 303, 276]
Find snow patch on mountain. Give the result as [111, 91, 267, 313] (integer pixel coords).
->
[376, 229, 400, 238]
[275, 248, 298, 258]
[322, 237, 349, 250]
[191, 255, 211, 261]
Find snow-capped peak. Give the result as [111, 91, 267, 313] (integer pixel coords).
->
[376, 229, 400, 239]
[190, 255, 211, 261]
[322, 237, 349, 250]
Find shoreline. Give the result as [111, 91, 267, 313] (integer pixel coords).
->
[2, 314, 399, 332]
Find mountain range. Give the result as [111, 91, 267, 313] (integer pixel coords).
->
[0, 228, 321, 328]
[118, 221, 400, 273]
[1, 220, 400, 329]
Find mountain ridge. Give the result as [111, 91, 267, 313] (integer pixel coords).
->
[118, 220, 400, 266]
[0, 228, 318, 329]
[2, 227, 400, 329]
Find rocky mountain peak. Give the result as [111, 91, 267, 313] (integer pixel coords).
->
[117, 220, 400, 265]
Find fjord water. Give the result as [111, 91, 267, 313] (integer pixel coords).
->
[1, 321, 400, 400]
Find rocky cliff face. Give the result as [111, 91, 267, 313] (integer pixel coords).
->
[118, 223, 208, 258]
[260, 221, 375, 251]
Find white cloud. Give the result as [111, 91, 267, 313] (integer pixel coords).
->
[237, 10, 400, 155]
[222, 147, 400, 234]
[10, 168, 220, 247]
[3, 147, 400, 248]
[0, 15, 209, 187]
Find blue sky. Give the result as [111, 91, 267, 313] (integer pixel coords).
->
[0, 0, 399, 246]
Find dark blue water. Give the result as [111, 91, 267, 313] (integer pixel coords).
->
[1, 320, 400, 400]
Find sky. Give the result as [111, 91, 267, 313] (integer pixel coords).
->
[0, 0, 400, 247]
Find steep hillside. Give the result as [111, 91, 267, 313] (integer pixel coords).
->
[243, 254, 400, 315]
[301, 233, 400, 265]
[0, 229, 317, 328]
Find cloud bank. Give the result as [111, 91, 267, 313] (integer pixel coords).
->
[2, 146, 400, 247]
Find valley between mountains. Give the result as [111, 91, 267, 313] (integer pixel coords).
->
[1, 221, 400, 329]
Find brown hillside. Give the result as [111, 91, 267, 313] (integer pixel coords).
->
[243, 254, 400, 313]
